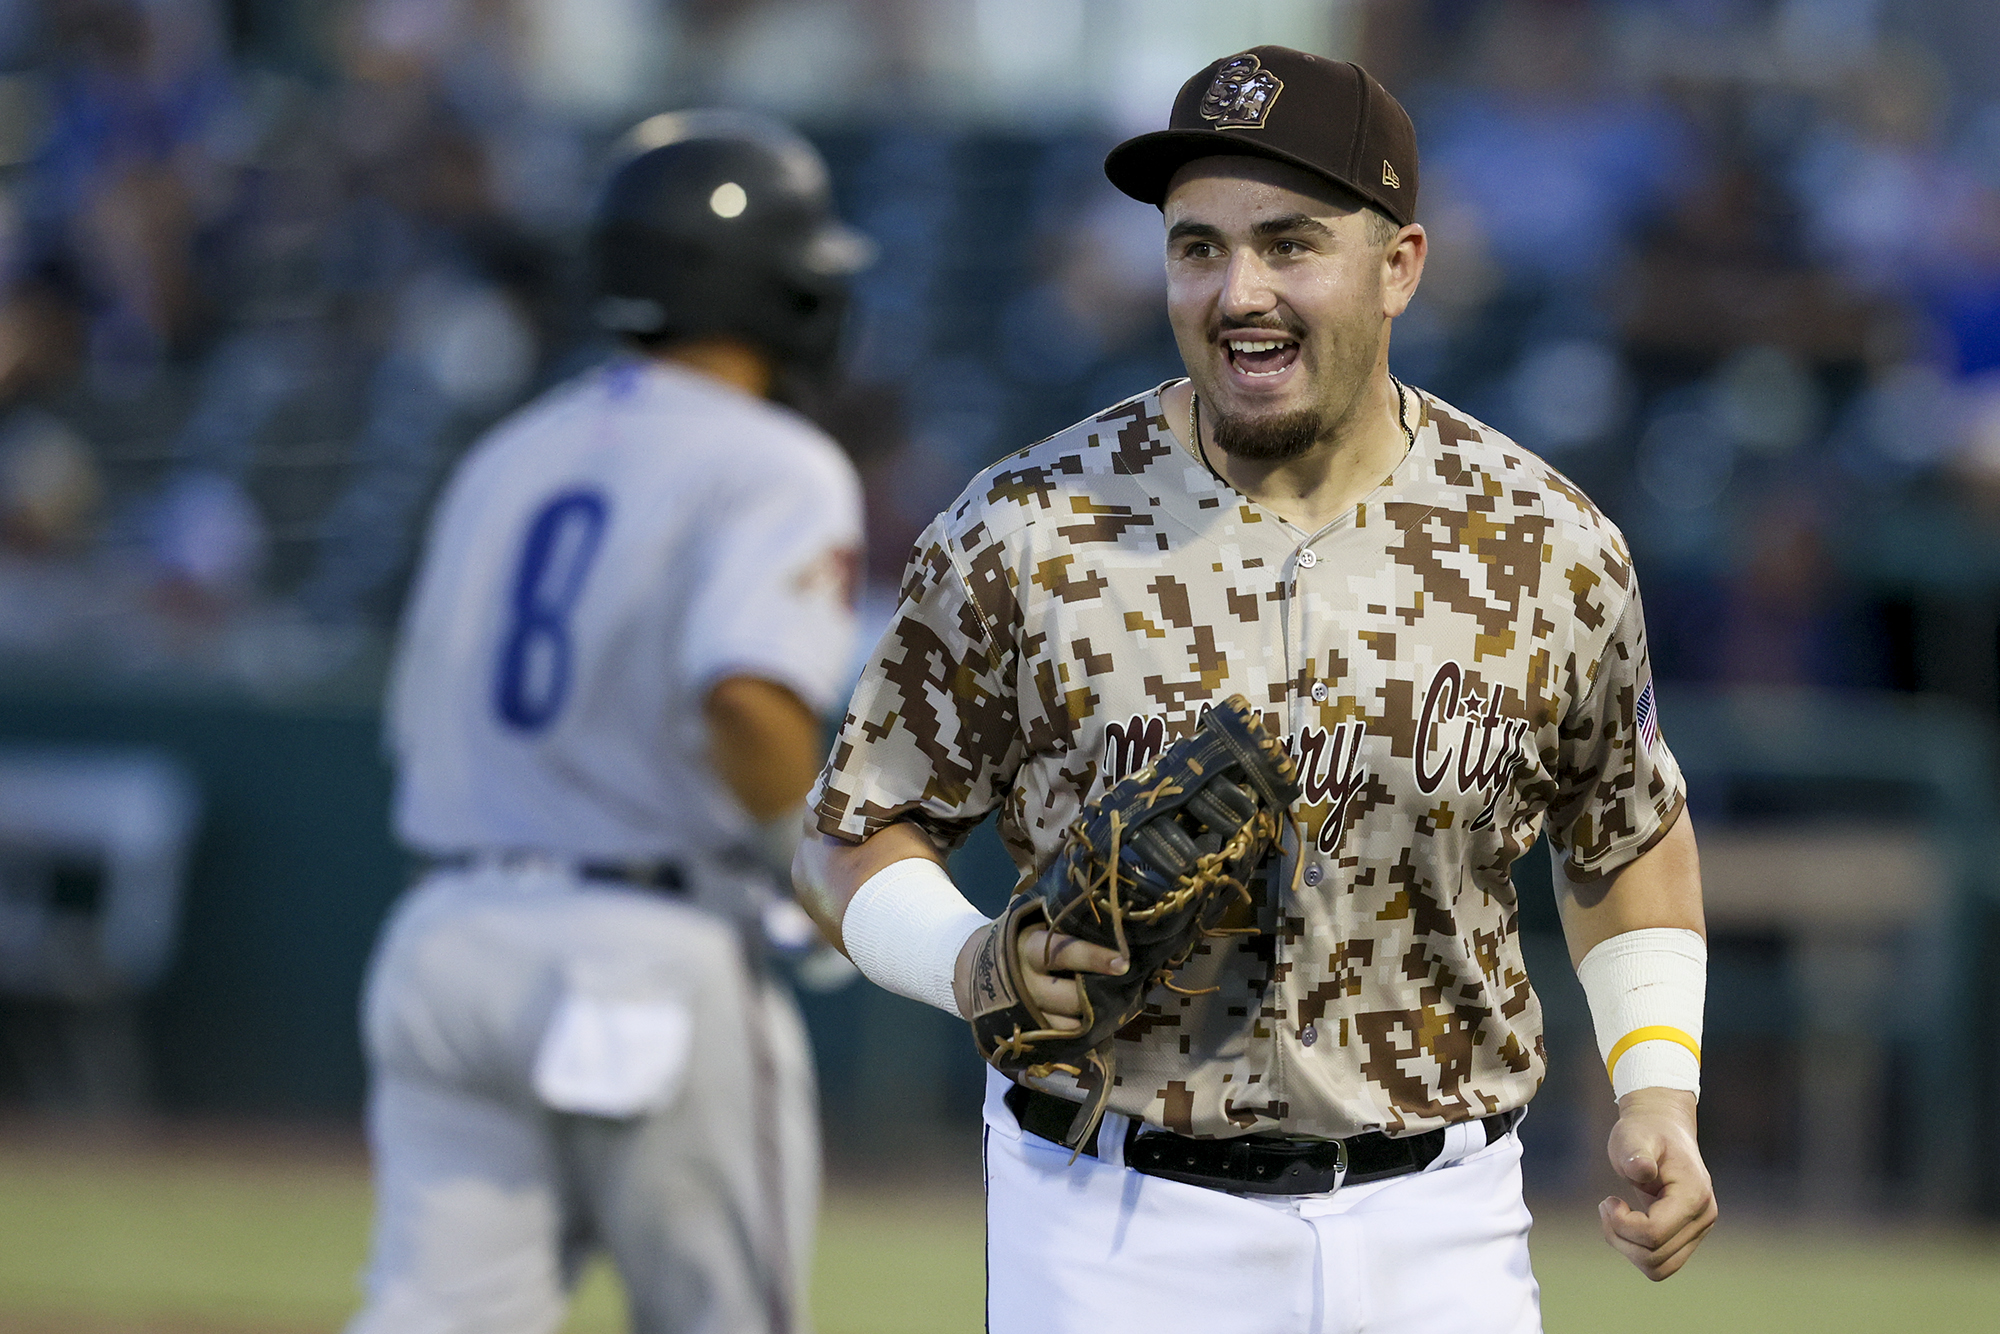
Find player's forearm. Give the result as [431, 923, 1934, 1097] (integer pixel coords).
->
[795, 821, 990, 1017]
[704, 676, 826, 822]
[791, 821, 947, 954]
[1554, 811, 1705, 966]
[1558, 814, 1708, 1103]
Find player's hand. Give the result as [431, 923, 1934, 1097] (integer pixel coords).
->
[952, 921, 1126, 1028]
[1015, 925, 1127, 1030]
[1599, 1087, 1717, 1281]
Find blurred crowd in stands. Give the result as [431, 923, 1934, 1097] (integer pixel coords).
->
[0, 0, 1994, 714]
[0, 0, 592, 691]
[1380, 0, 2000, 715]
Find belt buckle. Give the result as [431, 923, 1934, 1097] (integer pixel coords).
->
[1287, 1136, 1347, 1195]
[1124, 1127, 1352, 1196]
[1234, 1135, 1348, 1196]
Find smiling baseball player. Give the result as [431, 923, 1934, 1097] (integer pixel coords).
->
[796, 48, 1715, 1333]
[349, 111, 867, 1334]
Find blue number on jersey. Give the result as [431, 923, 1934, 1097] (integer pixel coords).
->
[494, 488, 610, 731]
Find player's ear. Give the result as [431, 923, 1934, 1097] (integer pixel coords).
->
[1382, 223, 1426, 319]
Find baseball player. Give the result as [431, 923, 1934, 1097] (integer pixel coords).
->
[349, 110, 869, 1334]
[795, 48, 1715, 1333]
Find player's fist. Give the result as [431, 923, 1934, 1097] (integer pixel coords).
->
[1599, 1087, 1718, 1281]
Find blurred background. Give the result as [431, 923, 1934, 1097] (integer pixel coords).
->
[0, 0, 1997, 1330]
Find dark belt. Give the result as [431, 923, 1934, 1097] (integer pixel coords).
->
[1006, 1085, 1519, 1196]
[424, 853, 686, 895]
[579, 860, 686, 893]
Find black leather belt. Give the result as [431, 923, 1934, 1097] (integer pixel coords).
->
[578, 860, 686, 893]
[424, 853, 686, 894]
[1006, 1084, 1518, 1196]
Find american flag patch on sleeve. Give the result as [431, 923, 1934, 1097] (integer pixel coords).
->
[1635, 680, 1659, 753]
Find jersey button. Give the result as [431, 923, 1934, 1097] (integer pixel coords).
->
[1297, 548, 1318, 568]
[1301, 1022, 1319, 1047]
[1310, 681, 1328, 703]
[1303, 864, 1324, 888]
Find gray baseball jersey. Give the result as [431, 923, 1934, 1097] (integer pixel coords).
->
[813, 381, 1683, 1140]
[390, 356, 863, 862]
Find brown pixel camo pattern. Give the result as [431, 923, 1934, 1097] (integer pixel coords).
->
[811, 381, 1685, 1140]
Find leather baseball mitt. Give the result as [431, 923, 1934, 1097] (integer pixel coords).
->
[964, 694, 1301, 1149]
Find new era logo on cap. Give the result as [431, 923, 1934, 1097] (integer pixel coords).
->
[1199, 54, 1283, 130]
[1382, 159, 1401, 189]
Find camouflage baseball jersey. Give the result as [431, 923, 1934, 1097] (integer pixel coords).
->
[812, 380, 1685, 1140]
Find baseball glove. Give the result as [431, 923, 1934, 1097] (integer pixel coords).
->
[964, 694, 1301, 1149]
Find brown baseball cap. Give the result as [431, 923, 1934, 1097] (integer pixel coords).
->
[1104, 47, 1419, 226]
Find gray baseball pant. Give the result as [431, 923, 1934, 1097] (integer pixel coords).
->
[344, 864, 818, 1334]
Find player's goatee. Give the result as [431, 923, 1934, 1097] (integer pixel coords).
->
[1211, 403, 1326, 461]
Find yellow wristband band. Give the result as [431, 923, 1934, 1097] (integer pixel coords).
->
[1604, 1025, 1701, 1081]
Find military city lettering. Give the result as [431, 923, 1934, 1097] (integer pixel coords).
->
[1100, 661, 1529, 854]
[1413, 660, 1531, 833]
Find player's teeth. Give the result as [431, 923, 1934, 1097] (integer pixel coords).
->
[1230, 340, 1285, 353]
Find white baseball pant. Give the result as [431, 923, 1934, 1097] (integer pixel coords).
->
[982, 1071, 1541, 1334]
[345, 862, 818, 1334]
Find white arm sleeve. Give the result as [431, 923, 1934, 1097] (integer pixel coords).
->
[840, 858, 991, 1019]
[1576, 926, 1707, 1101]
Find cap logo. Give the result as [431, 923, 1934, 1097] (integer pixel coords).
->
[1200, 54, 1284, 130]
[1381, 159, 1401, 189]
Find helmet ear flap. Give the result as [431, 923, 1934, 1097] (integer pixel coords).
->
[772, 277, 849, 386]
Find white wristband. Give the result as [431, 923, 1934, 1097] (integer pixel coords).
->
[1576, 927, 1706, 1101]
[840, 858, 991, 1019]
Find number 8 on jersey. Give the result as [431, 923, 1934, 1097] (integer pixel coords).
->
[494, 489, 610, 732]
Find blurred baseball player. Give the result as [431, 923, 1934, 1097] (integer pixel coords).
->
[349, 110, 869, 1334]
[796, 47, 1715, 1333]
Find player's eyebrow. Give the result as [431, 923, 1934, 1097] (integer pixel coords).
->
[1251, 213, 1334, 240]
[1166, 214, 1337, 247]
[1166, 220, 1225, 246]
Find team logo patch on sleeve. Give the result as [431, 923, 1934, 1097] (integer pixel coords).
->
[1636, 680, 1659, 753]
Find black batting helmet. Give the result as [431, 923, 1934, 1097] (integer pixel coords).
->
[590, 110, 873, 375]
